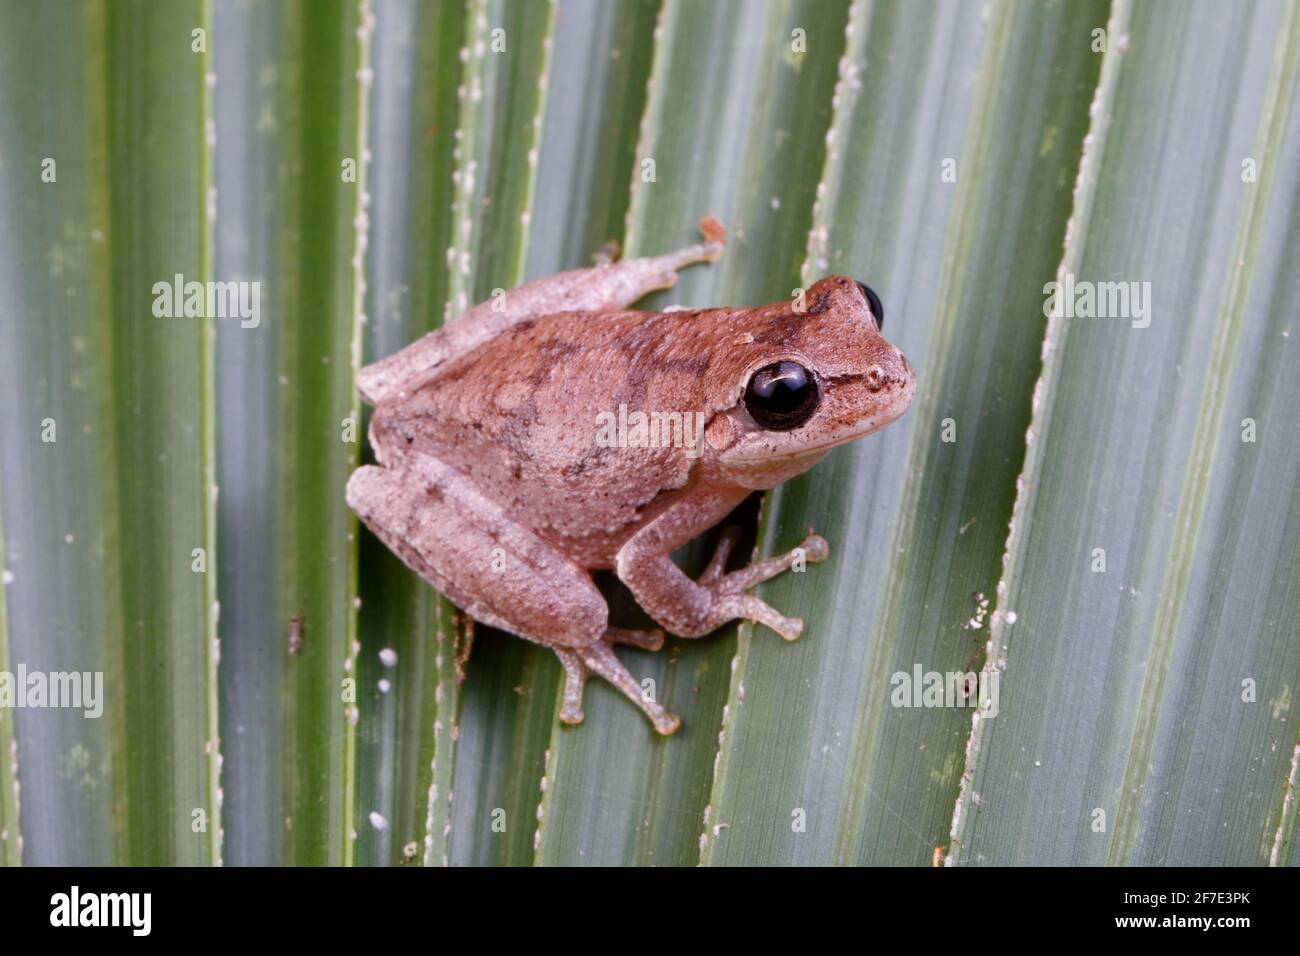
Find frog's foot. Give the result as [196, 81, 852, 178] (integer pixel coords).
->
[553, 642, 680, 735]
[603, 625, 665, 652]
[698, 530, 829, 641]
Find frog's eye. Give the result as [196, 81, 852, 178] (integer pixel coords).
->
[744, 361, 820, 431]
[855, 280, 884, 331]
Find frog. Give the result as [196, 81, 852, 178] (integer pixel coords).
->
[347, 216, 915, 734]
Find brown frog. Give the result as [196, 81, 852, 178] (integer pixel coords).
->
[347, 218, 915, 733]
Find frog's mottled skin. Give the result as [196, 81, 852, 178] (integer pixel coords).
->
[348, 218, 915, 733]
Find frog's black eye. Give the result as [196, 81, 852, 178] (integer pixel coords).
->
[855, 280, 884, 330]
[744, 361, 820, 431]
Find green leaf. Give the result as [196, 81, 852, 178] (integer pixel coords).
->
[0, 499, 19, 865]
[0, 0, 218, 865]
[702, 0, 1108, 865]
[5, 0, 1299, 871]
[952, 0, 1300, 865]
[213, 0, 368, 865]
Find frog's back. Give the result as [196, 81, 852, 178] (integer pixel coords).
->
[373, 308, 726, 557]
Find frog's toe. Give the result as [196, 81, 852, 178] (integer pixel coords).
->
[559, 701, 585, 726]
[709, 593, 803, 642]
[653, 711, 682, 736]
[749, 600, 802, 641]
[603, 626, 665, 652]
[592, 238, 620, 266]
[698, 214, 727, 257]
[777, 615, 804, 642]
[801, 532, 830, 563]
[555, 648, 587, 726]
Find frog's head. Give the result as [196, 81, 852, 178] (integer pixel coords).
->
[709, 275, 915, 490]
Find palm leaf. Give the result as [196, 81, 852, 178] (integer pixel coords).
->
[1, 0, 1297, 868]
[211, 0, 368, 865]
[0, 0, 218, 865]
[951, 0, 1300, 866]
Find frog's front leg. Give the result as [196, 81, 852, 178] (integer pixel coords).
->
[616, 491, 829, 642]
[346, 453, 681, 733]
[358, 215, 726, 405]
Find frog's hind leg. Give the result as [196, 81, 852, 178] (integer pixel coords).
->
[347, 454, 610, 646]
[357, 215, 727, 406]
[348, 453, 681, 734]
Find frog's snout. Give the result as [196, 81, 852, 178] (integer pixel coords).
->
[897, 351, 916, 397]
